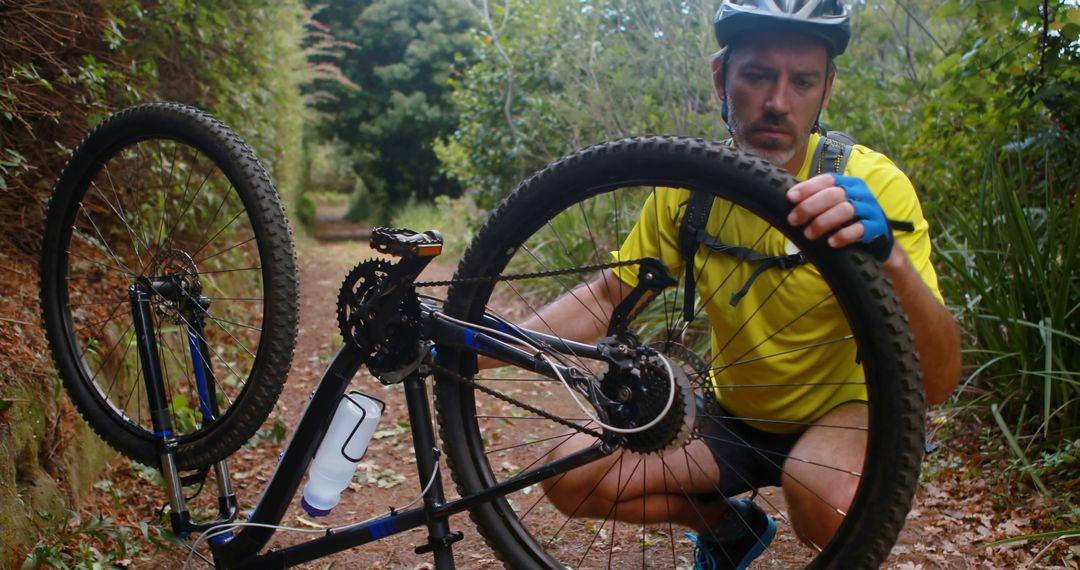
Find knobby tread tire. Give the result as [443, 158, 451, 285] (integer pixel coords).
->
[433, 136, 924, 569]
[40, 102, 299, 470]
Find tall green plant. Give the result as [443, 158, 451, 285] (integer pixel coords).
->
[906, 0, 1080, 485]
[119, 0, 310, 203]
[937, 145, 1079, 461]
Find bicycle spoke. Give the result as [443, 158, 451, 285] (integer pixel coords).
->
[160, 154, 214, 249]
[197, 235, 256, 264]
[74, 210, 137, 276]
[700, 434, 862, 477]
[92, 323, 135, 403]
[190, 207, 247, 261]
[711, 335, 854, 373]
[91, 175, 153, 270]
[65, 249, 140, 279]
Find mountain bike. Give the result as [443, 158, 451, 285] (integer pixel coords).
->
[39, 102, 925, 568]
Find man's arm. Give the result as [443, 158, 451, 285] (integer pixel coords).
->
[785, 174, 962, 404]
[880, 245, 962, 404]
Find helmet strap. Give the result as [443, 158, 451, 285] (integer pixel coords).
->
[812, 62, 834, 134]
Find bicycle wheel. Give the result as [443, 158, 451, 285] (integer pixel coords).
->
[40, 102, 298, 470]
[434, 137, 924, 568]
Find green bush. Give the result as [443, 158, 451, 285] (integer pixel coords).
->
[295, 193, 317, 230]
[936, 140, 1079, 488]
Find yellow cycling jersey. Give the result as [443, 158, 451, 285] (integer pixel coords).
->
[612, 133, 942, 433]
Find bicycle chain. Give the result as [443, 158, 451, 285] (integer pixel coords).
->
[410, 258, 648, 440]
[428, 360, 604, 440]
[413, 258, 644, 288]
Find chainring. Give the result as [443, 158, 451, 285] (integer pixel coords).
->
[337, 259, 421, 379]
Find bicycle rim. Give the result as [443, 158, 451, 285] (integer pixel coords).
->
[436, 137, 924, 568]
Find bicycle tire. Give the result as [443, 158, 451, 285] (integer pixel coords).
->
[434, 136, 924, 568]
[40, 102, 298, 471]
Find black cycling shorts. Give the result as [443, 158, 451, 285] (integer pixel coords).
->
[697, 397, 802, 497]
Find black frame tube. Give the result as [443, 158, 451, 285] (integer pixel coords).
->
[211, 309, 614, 568]
[211, 344, 365, 566]
[402, 371, 455, 568]
[227, 444, 610, 568]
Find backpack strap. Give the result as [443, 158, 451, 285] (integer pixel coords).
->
[812, 134, 854, 177]
[678, 134, 854, 320]
[678, 190, 716, 321]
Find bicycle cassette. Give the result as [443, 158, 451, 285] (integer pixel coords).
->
[336, 259, 422, 380]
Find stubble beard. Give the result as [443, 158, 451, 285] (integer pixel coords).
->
[727, 98, 806, 168]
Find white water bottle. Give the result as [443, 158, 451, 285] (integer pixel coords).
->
[301, 392, 383, 516]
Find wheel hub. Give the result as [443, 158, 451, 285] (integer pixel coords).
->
[148, 249, 201, 323]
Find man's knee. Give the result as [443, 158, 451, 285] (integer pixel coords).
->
[782, 468, 857, 546]
[540, 435, 615, 517]
[541, 460, 618, 517]
[781, 402, 867, 546]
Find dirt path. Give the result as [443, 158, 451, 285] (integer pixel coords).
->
[83, 219, 1062, 569]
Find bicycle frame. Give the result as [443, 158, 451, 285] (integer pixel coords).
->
[130, 229, 671, 567]
[193, 302, 617, 568]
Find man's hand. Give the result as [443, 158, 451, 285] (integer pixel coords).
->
[785, 174, 895, 262]
[786, 173, 961, 404]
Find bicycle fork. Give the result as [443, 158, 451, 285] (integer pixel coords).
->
[129, 277, 238, 537]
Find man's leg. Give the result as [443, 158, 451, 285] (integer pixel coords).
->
[541, 433, 728, 531]
[780, 401, 868, 549]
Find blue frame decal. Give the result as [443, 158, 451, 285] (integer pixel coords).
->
[188, 329, 214, 421]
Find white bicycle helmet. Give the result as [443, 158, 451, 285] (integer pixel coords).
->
[714, 0, 851, 55]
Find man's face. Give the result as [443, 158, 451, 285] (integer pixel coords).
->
[716, 32, 833, 170]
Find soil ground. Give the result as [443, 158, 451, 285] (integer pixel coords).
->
[60, 209, 1075, 569]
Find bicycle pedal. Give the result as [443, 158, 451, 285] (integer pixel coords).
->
[371, 227, 443, 258]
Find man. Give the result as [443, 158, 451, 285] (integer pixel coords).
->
[512, 1, 961, 568]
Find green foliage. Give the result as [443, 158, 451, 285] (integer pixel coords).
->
[823, 0, 960, 159]
[117, 0, 310, 204]
[436, 0, 719, 208]
[937, 146, 1079, 459]
[389, 194, 479, 256]
[19, 509, 169, 569]
[306, 0, 479, 208]
[345, 180, 387, 224]
[910, 0, 1080, 465]
[245, 414, 289, 448]
[303, 139, 361, 195]
[296, 193, 318, 230]
[906, 0, 1079, 205]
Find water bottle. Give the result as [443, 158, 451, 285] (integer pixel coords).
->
[301, 392, 383, 516]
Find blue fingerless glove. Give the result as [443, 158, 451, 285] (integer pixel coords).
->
[833, 175, 893, 261]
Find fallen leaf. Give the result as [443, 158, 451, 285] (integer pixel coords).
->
[296, 516, 327, 529]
